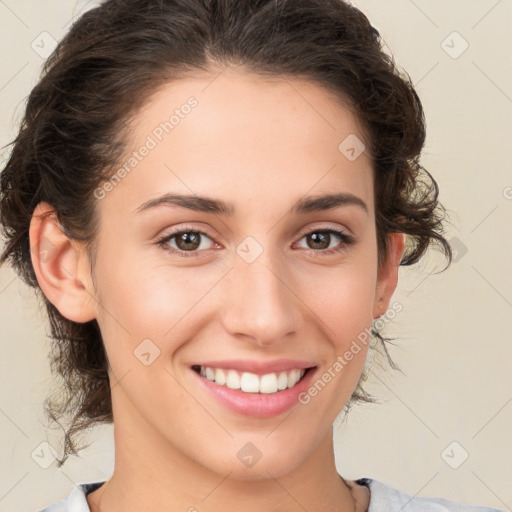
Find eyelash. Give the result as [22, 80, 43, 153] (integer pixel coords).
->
[155, 224, 356, 259]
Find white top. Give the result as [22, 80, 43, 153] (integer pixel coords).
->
[37, 477, 506, 512]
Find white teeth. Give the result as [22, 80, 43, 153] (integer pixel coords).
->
[215, 368, 226, 385]
[226, 369, 240, 390]
[240, 372, 260, 393]
[276, 372, 288, 390]
[289, 369, 301, 386]
[259, 373, 278, 394]
[197, 366, 307, 394]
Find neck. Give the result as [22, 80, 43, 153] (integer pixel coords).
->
[88, 390, 361, 512]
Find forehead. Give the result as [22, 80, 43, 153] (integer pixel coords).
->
[101, 68, 374, 220]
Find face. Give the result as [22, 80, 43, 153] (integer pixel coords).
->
[43, 68, 403, 481]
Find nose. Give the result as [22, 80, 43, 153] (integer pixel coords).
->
[219, 243, 302, 348]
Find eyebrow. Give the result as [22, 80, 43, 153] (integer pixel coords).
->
[133, 192, 368, 216]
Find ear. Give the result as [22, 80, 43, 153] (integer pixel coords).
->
[372, 232, 405, 320]
[29, 202, 97, 323]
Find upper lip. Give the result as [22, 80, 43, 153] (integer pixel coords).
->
[192, 359, 317, 375]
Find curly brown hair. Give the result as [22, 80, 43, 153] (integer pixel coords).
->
[0, 0, 452, 467]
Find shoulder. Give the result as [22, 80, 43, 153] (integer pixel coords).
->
[356, 478, 506, 512]
[37, 478, 505, 512]
[37, 482, 105, 512]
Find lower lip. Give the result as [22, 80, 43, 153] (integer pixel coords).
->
[191, 367, 318, 418]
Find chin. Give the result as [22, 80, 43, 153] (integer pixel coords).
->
[206, 446, 306, 482]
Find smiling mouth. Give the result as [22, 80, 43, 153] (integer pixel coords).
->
[191, 365, 315, 394]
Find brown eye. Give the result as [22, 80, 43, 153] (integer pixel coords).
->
[296, 227, 356, 255]
[156, 228, 216, 258]
[174, 231, 202, 251]
[305, 231, 331, 250]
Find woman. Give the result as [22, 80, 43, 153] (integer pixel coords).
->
[0, 0, 504, 511]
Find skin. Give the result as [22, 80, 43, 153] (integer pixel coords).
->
[30, 66, 404, 512]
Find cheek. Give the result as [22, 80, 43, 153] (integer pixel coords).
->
[295, 260, 377, 344]
[92, 249, 218, 353]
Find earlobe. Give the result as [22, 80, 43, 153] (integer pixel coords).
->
[372, 232, 405, 319]
[29, 202, 96, 323]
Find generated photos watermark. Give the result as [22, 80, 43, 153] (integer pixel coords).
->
[297, 300, 403, 405]
[93, 96, 198, 200]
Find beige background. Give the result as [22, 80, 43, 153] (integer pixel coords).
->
[1, 1, 511, 510]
